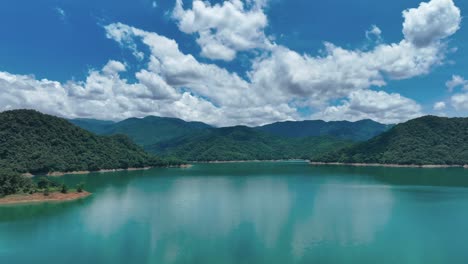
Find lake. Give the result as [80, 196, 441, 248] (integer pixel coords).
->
[1, 162, 468, 264]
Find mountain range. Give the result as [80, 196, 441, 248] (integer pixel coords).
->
[2, 109, 467, 169]
[70, 116, 390, 160]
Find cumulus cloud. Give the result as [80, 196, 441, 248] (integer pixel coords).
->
[0, 61, 221, 124]
[0, 0, 462, 126]
[446, 75, 468, 92]
[172, 0, 271, 61]
[451, 93, 468, 111]
[247, 0, 459, 113]
[433, 101, 446, 111]
[403, 0, 461, 47]
[311, 90, 423, 124]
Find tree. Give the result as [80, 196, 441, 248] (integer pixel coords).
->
[0, 169, 34, 197]
[76, 183, 85, 193]
[60, 184, 68, 194]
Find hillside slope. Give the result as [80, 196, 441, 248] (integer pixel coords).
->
[148, 126, 352, 161]
[0, 110, 176, 174]
[257, 119, 391, 141]
[314, 116, 468, 165]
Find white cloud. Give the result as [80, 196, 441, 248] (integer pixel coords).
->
[402, 0, 461, 47]
[365, 25, 382, 42]
[172, 0, 271, 61]
[247, 0, 459, 109]
[311, 90, 423, 124]
[152, 1, 157, 8]
[451, 93, 468, 111]
[0, 0, 462, 126]
[433, 101, 446, 111]
[446, 75, 468, 92]
[444, 75, 468, 112]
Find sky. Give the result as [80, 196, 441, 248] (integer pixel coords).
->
[0, 0, 467, 126]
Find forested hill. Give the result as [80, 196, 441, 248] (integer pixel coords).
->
[0, 110, 177, 174]
[256, 119, 392, 141]
[70, 116, 212, 146]
[314, 116, 468, 165]
[147, 126, 353, 161]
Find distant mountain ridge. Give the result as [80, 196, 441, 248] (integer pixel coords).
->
[71, 116, 390, 147]
[69, 116, 212, 146]
[257, 119, 392, 141]
[314, 116, 468, 165]
[70, 115, 391, 161]
[147, 126, 353, 161]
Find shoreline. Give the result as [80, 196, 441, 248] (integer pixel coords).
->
[192, 159, 308, 164]
[310, 162, 468, 169]
[22, 164, 192, 178]
[46, 167, 153, 177]
[0, 191, 91, 205]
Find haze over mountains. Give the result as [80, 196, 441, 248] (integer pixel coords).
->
[257, 120, 392, 141]
[70, 116, 211, 147]
[70, 116, 389, 145]
[69, 115, 390, 161]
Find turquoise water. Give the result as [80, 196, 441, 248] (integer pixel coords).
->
[1, 162, 468, 263]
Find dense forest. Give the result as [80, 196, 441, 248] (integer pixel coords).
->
[147, 126, 353, 161]
[257, 119, 391, 141]
[314, 116, 468, 165]
[0, 110, 180, 175]
[71, 115, 390, 161]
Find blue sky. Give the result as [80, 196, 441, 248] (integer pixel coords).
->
[0, 0, 466, 126]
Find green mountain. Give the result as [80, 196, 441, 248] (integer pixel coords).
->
[314, 116, 468, 165]
[70, 116, 212, 147]
[0, 110, 178, 174]
[68, 118, 116, 134]
[257, 119, 391, 141]
[148, 126, 352, 161]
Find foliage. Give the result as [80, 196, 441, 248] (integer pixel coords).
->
[0, 110, 181, 174]
[147, 126, 353, 161]
[0, 169, 35, 197]
[257, 119, 392, 141]
[76, 183, 85, 193]
[60, 184, 68, 194]
[314, 116, 468, 165]
[37, 177, 59, 189]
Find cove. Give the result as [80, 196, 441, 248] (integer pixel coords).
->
[1, 161, 468, 264]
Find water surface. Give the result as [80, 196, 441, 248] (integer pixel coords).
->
[1, 162, 468, 263]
